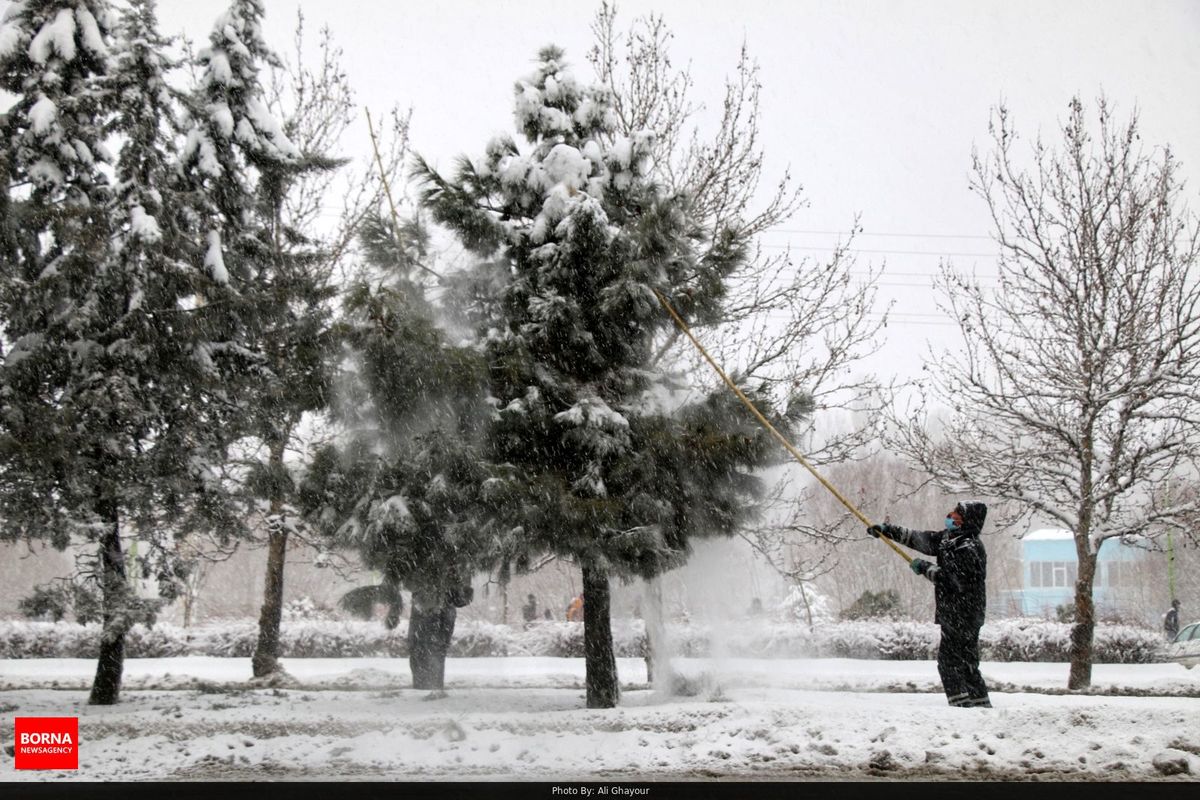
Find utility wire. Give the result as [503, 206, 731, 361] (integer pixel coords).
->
[760, 244, 998, 257]
[767, 227, 993, 240]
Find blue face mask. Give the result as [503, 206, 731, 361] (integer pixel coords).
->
[945, 517, 959, 531]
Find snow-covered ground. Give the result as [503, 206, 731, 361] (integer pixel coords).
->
[2, 657, 1198, 781]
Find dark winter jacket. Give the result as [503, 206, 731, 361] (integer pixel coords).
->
[884, 502, 988, 629]
[1165, 607, 1180, 638]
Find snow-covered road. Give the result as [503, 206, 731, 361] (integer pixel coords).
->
[2, 657, 1198, 781]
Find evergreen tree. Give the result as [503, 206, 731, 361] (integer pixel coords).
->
[175, 0, 337, 678]
[415, 47, 784, 707]
[243, 156, 338, 679]
[0, 0, 236, 704]
[300, 213, 500, 692]
[176, 0, 300, 404]
[241, 66, 340, 681]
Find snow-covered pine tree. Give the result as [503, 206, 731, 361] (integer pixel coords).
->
[0, 0, 123, 705]
[176, 0, 301, 396]
[299, 213, 502, 692]
[175, 0, 337, 678]
[0, 0, 237, 705]
[415, 47, 785, 708]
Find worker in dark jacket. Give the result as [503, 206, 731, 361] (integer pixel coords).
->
[868, 502, 992, 708]
[1164, 599, 1181, 641]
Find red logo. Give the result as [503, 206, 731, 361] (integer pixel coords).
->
[13, 717, 78, 770]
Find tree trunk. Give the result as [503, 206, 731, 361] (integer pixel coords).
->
[1068, 436, 1098, 691]
[1068, 550, 1098, 690]
[798, 580, 814, 631]
[88, 501, 127, 706]
[252, 437, 290, 678]
[182, 560, 205, 629]
[251, 513, 288, 677]
[409, 604, 433, 689]
[499, 560, 510, 625]
[582, 563, 619, 708]
[409, 591, 456, 691]
[182, 590, 194, 630]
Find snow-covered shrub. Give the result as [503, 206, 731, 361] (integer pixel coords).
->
[752, 625, 819, 658]
[449, 622, 510, 657]
[978, 619, 1161, 664]
[875, 621, 940, 660]
[125, 624, 189, 658]
[840, 589, 903, 620]
[185, 621, 259, 657]
[281, 620, 385, 657]
[664, 623, 711, 657]
[282, 597, 335, 622]
[0, 621, 101, 658]
[612, 620, 648, 658]
[0, 617, 1164, 662]
[814, 620, 894, 659]
[513, 621, 585, 657]
[981, 618, 1069, 662]
[501, 621, 646, 658]
[775, 583, 835, 626]
[1090, 624, 1162, 664]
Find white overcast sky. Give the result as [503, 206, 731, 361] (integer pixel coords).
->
[12, 0, 1200, 384]
[157, 0, 1200, 385]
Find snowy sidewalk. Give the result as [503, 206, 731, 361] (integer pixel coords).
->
[1, 658, 1199, 782]
[2, 656, 1197, 695]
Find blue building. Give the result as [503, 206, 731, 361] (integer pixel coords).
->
[1010, 528, 1144, 617]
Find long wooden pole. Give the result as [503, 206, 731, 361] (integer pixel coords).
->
[652, 289, 912, 564]
[364, 107, 442, 282]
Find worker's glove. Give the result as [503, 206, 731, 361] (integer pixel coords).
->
[910, 558, 934, 576]
[867, 523, 898, 539]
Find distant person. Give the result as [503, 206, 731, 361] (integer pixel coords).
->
[522, 594, 538, 624]
[869, 502, 992, 709]
[1164, 599, 1181, 641]
[748, 597, 764, 617]
[543, 608, 552, 620]
[566, 593, 584, 622]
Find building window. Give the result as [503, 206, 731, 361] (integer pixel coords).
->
[1106, 561, 1131, 588]
[1028, 561, 1076, 588]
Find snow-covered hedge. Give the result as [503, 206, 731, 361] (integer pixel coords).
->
[0, 618, 1165, 663]
[981, 618, 1162, 664]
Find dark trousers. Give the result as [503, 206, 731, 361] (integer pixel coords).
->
[937, 623, 990, 707]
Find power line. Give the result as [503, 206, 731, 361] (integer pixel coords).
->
[873, 280, 986, 289]
[847, 268, 997, 279]
[760, 244, 998, 257]
[767, 227, 994, 241]
[877, 320, 962, 327]
[759, 310, 964, 325]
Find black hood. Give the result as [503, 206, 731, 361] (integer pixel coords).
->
[955, 502, 987, 537]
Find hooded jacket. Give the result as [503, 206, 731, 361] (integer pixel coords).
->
[885, 502, 988, 628]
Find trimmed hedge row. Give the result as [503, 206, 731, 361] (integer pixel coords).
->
[0, 617, 1165, 663]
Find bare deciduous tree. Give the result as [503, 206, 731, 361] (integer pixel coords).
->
[891, 96, 1200, 689]
[266, 11, 413, 287]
